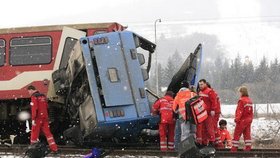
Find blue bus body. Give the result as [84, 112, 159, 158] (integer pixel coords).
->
[55, 31, 158, 142]
[54, 30, 202, 144]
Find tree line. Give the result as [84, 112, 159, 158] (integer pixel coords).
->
[148, 52, 280, 104]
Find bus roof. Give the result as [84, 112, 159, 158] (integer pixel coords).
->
[0, 22, 124, 34]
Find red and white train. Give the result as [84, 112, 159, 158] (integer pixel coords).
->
[0, 23, 125, 140]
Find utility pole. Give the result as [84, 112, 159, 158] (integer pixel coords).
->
[154, 18, 161, 95]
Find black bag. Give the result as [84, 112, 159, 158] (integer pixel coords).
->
[179, 135, 216, 158]
[25, 142, 49, 158]
[178, 135, 200, 158]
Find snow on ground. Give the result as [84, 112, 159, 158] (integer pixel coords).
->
[221, 117, 280, 140]
[220, 103, 280, 141]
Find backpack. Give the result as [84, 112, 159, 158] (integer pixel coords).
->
[185, 96, 208, 124]
[25, 142, 49, 158]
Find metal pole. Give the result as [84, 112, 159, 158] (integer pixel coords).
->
[154, 18, 161, 95]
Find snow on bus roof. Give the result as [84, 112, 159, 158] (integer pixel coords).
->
[0, 22, 124, 34]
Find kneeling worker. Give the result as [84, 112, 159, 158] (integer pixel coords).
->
[219, 119, 232, 148]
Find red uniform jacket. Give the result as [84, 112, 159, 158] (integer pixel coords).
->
[199, 87, 217, 113]
[219, 128, 232, 147]
[30, 91, 49, 120]
[152, 95, 174, 124]
[235, 96, 253, 123]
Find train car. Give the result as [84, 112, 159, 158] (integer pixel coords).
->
[0, 23, 125, 142]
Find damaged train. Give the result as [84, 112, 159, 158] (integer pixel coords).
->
[0, 23, 202, 145]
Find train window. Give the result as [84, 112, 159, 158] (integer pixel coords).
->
[60, 37, 78, 69]
[137, 53, 145, 65]
[130, 49, 137, 59]
[10, 36, 51, 65]
[0, 39, 5, 66]
[141, 69, 149, 81]
[139, 88, 146, 98]
[108, 68, 119, 82]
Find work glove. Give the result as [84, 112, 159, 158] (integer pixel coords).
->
[210, 111, 215, 116]
[32, 120, 36, 126]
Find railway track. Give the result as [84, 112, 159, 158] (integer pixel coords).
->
[0, 145, 279, 157]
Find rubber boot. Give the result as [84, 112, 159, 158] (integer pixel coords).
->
[230, 146, 238, 152]
[215, 142, 224, 149]
[244, 146, 251, 151]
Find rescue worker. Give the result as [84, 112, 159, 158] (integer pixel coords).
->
[219, 119, 232, 148]
[173, 80, 196, 143]
[173, 85, 196, 151]
[196, 79, 216, 147]
[152, 91, 175, 151]
[27, 85, 58, 153]
[231, 86, 253, 152]
[206, 82, 223, 148]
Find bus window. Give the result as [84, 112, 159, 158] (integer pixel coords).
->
[60, 37, 78, 69]
[10, 36, 52, 65]
[0, 39, 5, 66]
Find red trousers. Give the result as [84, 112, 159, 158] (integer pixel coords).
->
[231, 119, 252, 151]
[213, 114, 223, 148]
[30, 118, 58, 152]
[196, 115, 215, 145]
[159, 123, 175, 151]
[196, 123, 202, 144]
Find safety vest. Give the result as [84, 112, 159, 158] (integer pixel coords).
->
[173, 88, 195, 121]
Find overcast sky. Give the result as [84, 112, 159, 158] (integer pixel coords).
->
[1, 0, 280, 64]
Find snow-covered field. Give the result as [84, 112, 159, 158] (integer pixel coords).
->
[220, 103, 280, 144]
[221, 103, 280, 116]
[221, 117, 280, 140]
